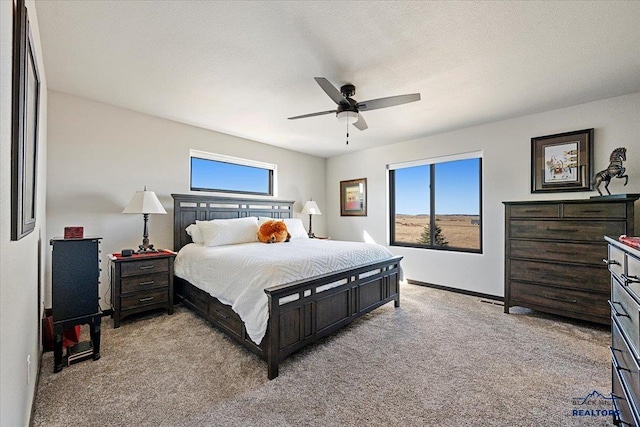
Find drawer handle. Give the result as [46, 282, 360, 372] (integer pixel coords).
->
[543, 294, 577, 303]
[524, 209, 542, 213]
[582, 210, 603, 213]
[139, 280, 155, 286]
[546, 227, 578, 232]
[139, 265, 155, 270]
[609, 300, 630, 318]
[622, 274, 640, 284]
[139, 297, 154, 302]
[616, 365, 632, 373]
[604, 258, 621, 266]
[214, 309, 230, 319]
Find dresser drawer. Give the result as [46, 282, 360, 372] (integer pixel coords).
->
[509, 220, 627, 241]
[183, 282, 209, 315]
[613, 365, 640, 427]
[611, 277, 640, 359]
[121, 288, 169, 310]
[209, 298, 243, 338]
[509, 240, 605, 265]
[509, 204, 559, 218]
[121, 258, 169, 277]
[627, 253, 640, 300]
[563, 202, 628, 219]
[509, 259, 609, 292]
[121, 272, 169, 294]
[509, 281, 609, 321]
[612, 319, 640, 406]
[608, 244, 627, 282]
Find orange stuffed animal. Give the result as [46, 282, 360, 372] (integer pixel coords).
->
[258, 220, 291, 243]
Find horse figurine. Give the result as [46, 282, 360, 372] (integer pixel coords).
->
[593, 147, 628, 195]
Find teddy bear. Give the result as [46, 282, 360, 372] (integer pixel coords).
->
[258, 220, 291, 243]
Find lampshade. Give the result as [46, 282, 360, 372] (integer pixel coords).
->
[122, 189, 167, 215]
[337, 111, 358, 124]
[301, 200, 322, 216]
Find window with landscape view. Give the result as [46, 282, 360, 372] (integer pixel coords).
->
[389, 154, 482, 253]
[190, 150, 276, 196]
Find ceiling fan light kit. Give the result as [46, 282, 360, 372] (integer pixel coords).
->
[337, 111, 358, 124]
[288, 77, 421, 145]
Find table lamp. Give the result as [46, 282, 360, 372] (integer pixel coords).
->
[123, 187, 167, 252]
[301, 200, 322, 238]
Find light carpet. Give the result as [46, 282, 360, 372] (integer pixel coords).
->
[32, 283, 613, 426]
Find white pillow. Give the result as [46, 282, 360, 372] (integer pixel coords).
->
[185, 224, 204, 244]
[258, 217, 309, 240]
[197, 217, 259, 247]
[283, 218, 309, 240]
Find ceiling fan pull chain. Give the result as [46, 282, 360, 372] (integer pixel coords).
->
[346, 120, 349, 145]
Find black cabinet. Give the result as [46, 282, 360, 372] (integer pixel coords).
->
[50, 237, 103, 372]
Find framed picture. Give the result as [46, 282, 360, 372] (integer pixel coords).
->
[531, 128, 593, 193]
[340, 178, 367, 216]
[11, 0, 41, 240]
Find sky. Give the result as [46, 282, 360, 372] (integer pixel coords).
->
[394, 158, 480, 215]
[191, 158, 269, 193]
[192, 156, 480, 215]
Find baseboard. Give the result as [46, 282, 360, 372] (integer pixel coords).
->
[407, 279, 503, 303]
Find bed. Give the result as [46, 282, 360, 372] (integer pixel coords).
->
[172, 194, 402, 379]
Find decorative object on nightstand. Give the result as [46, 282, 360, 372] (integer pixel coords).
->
[123, 187, 167, 253]
[301, 200, 322, 238]
[109, 250, 176, 328]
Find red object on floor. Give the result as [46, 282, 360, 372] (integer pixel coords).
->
[43, 315, 81, 350]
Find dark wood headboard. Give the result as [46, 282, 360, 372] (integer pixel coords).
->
[171, 194, 295, 252]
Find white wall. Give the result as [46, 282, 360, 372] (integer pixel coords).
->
[326, 92, 640, 297]
[46, 91, 326, 309]
[0, 1, 48, 425]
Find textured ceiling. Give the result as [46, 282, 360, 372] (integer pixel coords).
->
[35, 1, 640, 158]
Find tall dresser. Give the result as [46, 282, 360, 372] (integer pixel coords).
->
[606, 236, 640, 426]
[50, 236, 103, 372]
[503, 197, 638, 325]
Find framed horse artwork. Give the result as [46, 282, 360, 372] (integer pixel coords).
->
[531, 128, 594, 193]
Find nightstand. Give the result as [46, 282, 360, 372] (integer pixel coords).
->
[109, 250, 176, 328]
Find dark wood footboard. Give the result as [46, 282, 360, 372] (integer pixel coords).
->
[174, 255, 402, 379]
[264, 255, 402, 379]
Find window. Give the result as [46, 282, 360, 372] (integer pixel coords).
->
[190, 150, 276, 196]
[389, 153, 482, 253]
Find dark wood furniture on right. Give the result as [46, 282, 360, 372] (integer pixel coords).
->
[172, 194, 402, 379]
[606, 236, 640, 426]
[109, 251, 176, 328]
[50, 237, 102, 373]
[504, 197, 638, 325]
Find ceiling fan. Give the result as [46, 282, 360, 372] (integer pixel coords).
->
[288, 77, 421, 135]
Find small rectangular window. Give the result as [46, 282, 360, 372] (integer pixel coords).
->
[190, 150, 276, 196]
[389, 153, 482, 253]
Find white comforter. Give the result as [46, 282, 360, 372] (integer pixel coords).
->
[174, 239, 397, 345]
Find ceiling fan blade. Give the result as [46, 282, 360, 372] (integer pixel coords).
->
[314, 77, 348, 105]
[288, 110, 336, 120]
[353, 115, 368, 131]
[356, 93, 421, 111]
